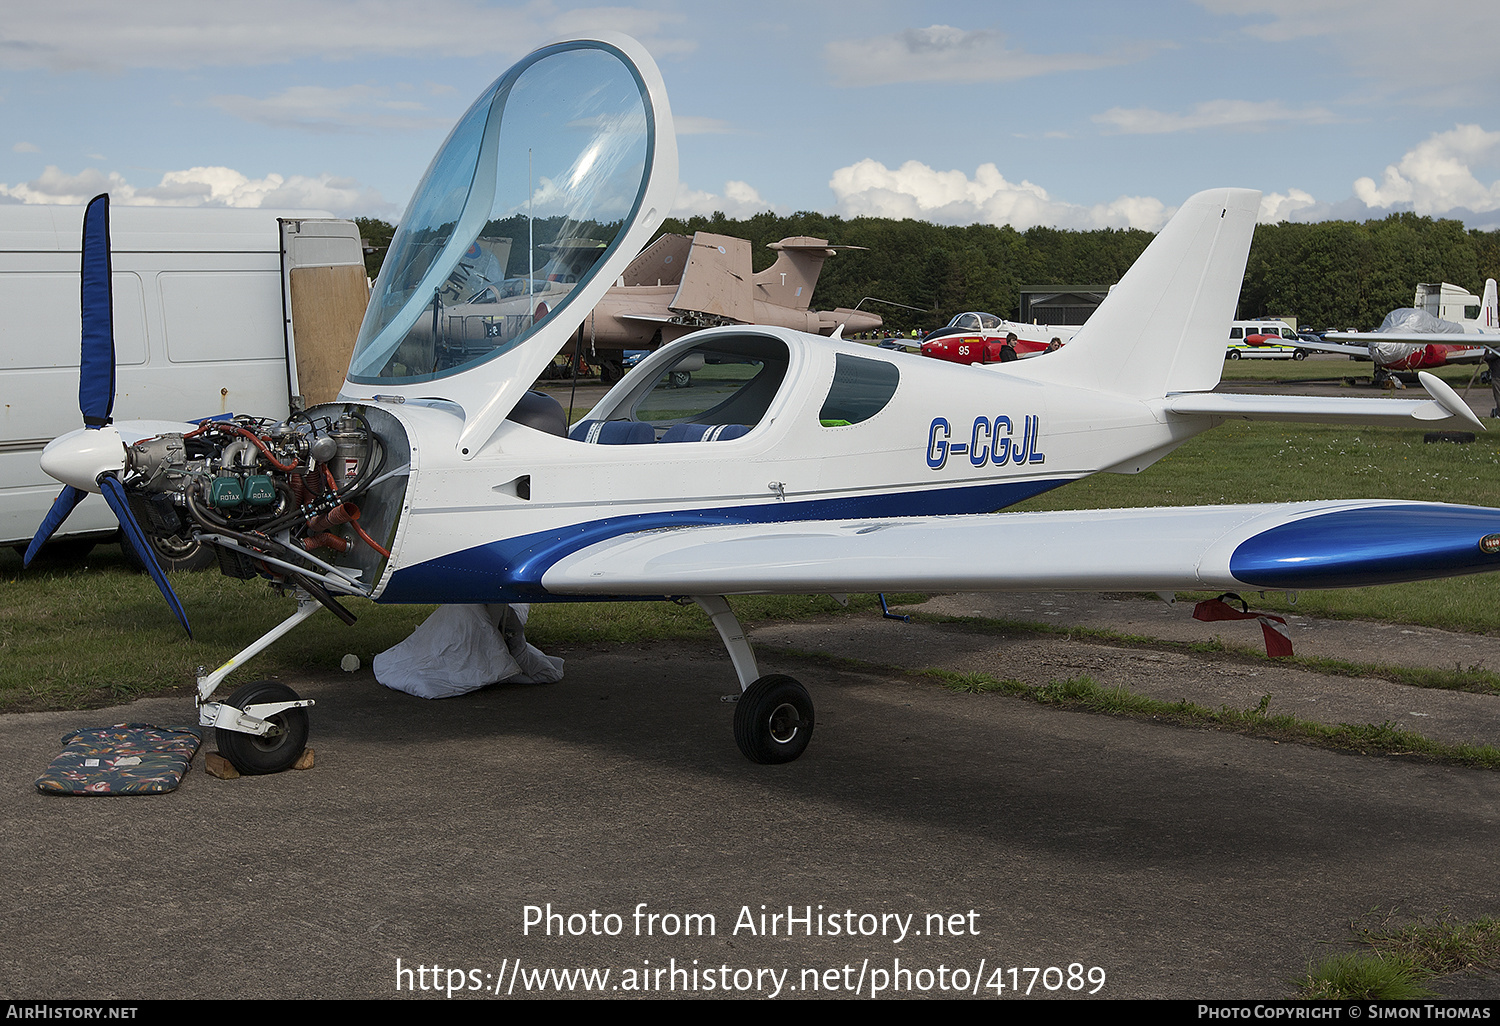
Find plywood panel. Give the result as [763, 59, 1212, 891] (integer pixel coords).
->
[288, 264, 369, 406]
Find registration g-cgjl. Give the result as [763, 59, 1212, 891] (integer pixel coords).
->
[926, 415, 1046, 470]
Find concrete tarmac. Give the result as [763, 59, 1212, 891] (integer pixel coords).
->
[4, 599, 1500, 1000]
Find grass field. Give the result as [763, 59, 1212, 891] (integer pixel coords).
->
[7, 354, 1500, 711]
[0, 539, 903, 712]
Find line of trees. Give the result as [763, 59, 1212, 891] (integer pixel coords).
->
[354, 210, 1500, 335]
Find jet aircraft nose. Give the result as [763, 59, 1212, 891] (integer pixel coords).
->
[38, 426, 126, 493]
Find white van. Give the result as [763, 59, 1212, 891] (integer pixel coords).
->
[1, 205, 369, 563]
[1227, 319, 1305, 360]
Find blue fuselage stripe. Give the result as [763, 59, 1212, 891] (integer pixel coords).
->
[378, 478, 1071, 603]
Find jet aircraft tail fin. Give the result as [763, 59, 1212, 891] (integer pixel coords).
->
[622, 232, 691, 287]
[669, 232, 755, 321]
[1021, 188, 1261, 399]
[751, 237, 858, 311]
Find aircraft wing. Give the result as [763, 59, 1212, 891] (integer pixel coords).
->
[1284, 338, 1369, 357]
[1325, 331, 1496, 351]
[540, 500, 1500, 596]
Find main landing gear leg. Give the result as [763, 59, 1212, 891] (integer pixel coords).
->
[196, 592, 321, 775]
[694, 596, 815, 765]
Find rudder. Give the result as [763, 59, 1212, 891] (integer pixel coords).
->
[1023, 188, 1260, 398]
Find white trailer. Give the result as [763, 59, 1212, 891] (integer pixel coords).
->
[1, 204, 370, 563]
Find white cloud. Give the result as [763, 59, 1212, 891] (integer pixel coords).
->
[0, 166, 129, 204]
[828, 158, 1170, 231]
[1196, 0, 1500, 104]
[1094, 99, 1337, 134]
[12, 141, 39, 152]
[0, 164, 394, 217]
[1259, 188, 1318, 222]
[209, 84, 450, 133]
[673, 180, 773, 218]
[0, 1, 694, 71]
[1353, 124, 1500, 215]
[825, 24, 1157, 87]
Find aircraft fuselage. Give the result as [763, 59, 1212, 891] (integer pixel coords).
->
[358, 327, 1201, 604]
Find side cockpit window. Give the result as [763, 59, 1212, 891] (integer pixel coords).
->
[819, 353, 898, 427]
[569, 335, 790, 444]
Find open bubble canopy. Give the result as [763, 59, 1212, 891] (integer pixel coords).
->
[349, 40, 658, 387]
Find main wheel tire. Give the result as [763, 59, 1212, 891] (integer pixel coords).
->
[669, 370, 691, 388]
[215, 680, 309, 775]
[733, 674, 814, 764]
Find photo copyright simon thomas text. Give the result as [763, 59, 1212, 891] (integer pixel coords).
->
[394, 903, 1107, 998]
[1198, 1005, 1493, 1019]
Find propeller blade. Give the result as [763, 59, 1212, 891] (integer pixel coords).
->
[97, 474, 192, 638]
[22, 485, 88, 567]
[23, 196, 119, 560]
[79, 193, 115, 429]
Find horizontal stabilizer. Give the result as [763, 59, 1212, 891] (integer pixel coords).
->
[1164, 374, 1484, 431]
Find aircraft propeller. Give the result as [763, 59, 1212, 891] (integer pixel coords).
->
[22, 194, 192, 637]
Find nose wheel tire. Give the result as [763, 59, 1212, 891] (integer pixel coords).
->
[215, 679, 310, 775]
[734, 674, 814, 764]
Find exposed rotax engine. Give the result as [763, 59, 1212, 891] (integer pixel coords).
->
[121, 411, 389, 601]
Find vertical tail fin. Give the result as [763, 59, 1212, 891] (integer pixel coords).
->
[751, 237, 845, 311]
[1483, 278, 1497, 330]
[1021, 188, 1261, 398]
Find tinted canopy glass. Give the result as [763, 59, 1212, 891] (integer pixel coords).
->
[349, 42, 652, 385]
[819, 353, 899, 426]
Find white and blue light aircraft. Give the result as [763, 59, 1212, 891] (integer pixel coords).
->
[25, 36, 1500, 773]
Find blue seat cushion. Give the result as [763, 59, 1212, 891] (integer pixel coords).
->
[568, 420, 656, 444]
[659, 423, 750, 443]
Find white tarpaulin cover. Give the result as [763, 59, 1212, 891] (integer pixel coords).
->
[373, 604, 564, 699]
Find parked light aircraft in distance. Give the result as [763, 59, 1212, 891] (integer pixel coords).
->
[919, 311, 1077, 365]
[24, 35, 1500, 775]
[1298, 279, 1499, 373]
[559, 231, 882, 382]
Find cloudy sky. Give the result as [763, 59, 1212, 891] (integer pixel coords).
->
[4, 0, 1500, 232]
